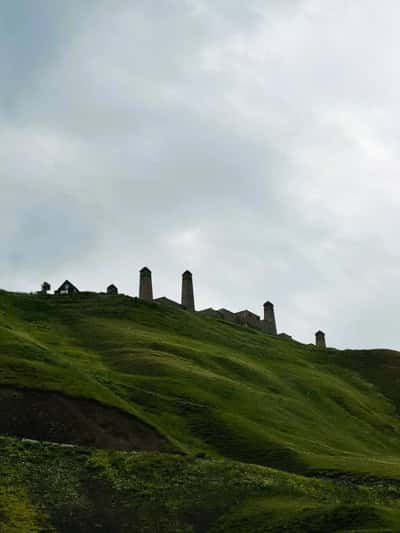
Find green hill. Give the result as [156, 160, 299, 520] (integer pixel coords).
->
[2, 290, 400, 531]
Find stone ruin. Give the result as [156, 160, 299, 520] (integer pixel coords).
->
[46, 269, 327, 347]
[137, 267, 301, 341]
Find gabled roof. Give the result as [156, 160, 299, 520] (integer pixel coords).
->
[56, 280, 79, 292]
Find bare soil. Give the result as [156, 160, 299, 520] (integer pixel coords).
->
[0, 386, 166, 451]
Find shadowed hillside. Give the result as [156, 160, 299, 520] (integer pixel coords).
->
[2, 290, 400, 531]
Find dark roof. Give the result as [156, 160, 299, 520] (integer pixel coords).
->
[107, 284, 117, 289]
[182, 270, 192, 277]
[140, 266, 151, 273]
[264, 301, 274, 307]
[316, 330, 325, 335]
[56, 280, 79, 293]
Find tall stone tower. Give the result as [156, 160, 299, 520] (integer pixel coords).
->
[181, 270, 195, 311]
[315, 330, 326, 348]
[139, 267, 153, 301]
[263, 301, 277, 335]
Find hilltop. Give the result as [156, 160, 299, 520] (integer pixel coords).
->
[2, 290, 400, 531]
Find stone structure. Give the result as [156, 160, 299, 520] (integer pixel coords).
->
[236, 310, 261, 329]
[107, 284, 118, 295]
[36, 267, 324, 346]
[198, 308, 223, 319]
[181, 270, 195, 311]
[315, 330, 326, 348]
[133, 267, 297, 341]
[55, 280, 79, 295]
[262, 301, 277, 336]
[155, 297, 183, 309]
[218, 308, 238, 324]
[278, 333, 292, 341]
[139, 267, 153, 301]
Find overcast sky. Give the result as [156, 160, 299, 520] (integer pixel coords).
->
[2, 1, 400, 349]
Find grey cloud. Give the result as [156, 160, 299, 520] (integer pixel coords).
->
[0, 1, 102, 111]
[2, 0, 400, 349]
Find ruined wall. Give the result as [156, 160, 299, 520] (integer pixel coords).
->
[198, 308, 223, 319]
[155, 297, 183, 309]
[218, 309, 238, 324]
[235, 310, 261, 329]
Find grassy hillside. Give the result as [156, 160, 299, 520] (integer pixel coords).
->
[3, 436, 400, 533]
[2, 290, 400, 531]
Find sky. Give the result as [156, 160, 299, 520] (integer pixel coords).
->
[2, 0, 400, 349]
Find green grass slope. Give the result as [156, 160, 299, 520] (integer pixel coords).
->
[1, 290, 400, 474]
[2, 290, 400, 531]
[2, 436, 400, 533]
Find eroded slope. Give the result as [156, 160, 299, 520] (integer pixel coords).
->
[0, 290, 400, 477]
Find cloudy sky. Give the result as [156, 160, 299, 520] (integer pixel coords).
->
[2, 1, 400, 349]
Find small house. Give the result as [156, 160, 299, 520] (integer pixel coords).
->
[55, 280, 79, 295]
[107, 284, 118, 295]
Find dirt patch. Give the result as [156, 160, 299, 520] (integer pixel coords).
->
[0, 387, 167, 451]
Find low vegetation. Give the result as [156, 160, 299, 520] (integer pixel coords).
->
[1, 290, 400, 530]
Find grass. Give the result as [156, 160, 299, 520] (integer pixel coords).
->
[2, 290, 400, 530]
[2, 435, 400, 532]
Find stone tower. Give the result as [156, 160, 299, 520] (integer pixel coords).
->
[181, 270, 195, 311]
[139, 267, 153, 301]
[263, 301, 277, 335]
[315, 330, 326, 348]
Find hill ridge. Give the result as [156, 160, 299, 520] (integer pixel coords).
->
[2, 290, 400, 530]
